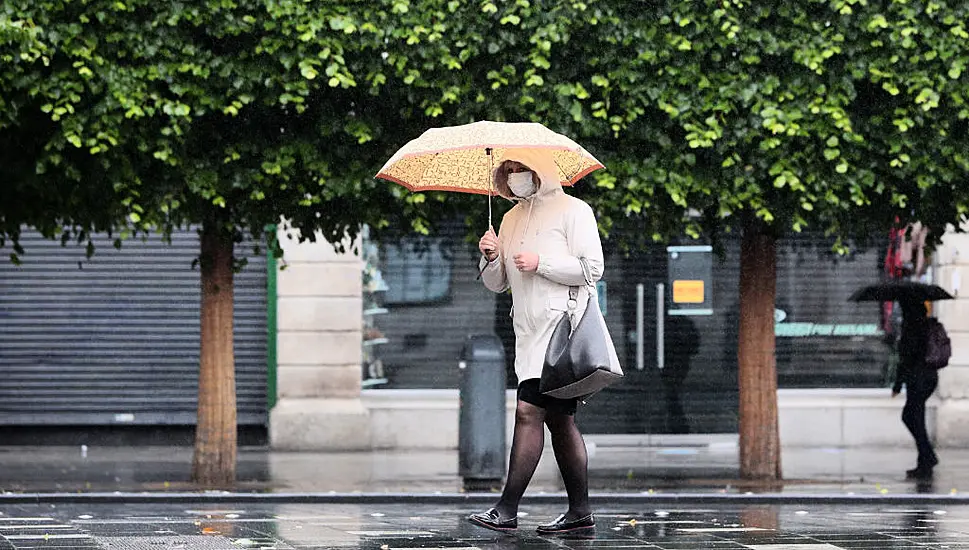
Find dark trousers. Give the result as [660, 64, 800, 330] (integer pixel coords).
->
[902, 372, 939, 467]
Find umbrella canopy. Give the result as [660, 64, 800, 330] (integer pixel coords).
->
[375, 121, 604, 195]
[848, 281, 955, 303]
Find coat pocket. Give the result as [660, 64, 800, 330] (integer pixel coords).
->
[547, 292, 586, 322]
[548, 296, 570, 313]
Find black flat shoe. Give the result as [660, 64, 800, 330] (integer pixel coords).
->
[536, 513, 596, 536]
[468, 508, 518, 532]
[906, 467, 934, 480]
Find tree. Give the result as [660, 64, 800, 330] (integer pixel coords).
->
[0, 0, 467, 485]
[363, 0, 968, 479]
[527, 0, 969, 478]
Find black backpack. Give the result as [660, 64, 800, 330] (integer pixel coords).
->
[925, 317, 952, 370]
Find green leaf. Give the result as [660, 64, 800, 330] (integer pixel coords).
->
[915, 88, 940, 110]
[569, 100, 584, 122]
[301, 66, 318, 80]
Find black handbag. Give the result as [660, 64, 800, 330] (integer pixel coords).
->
[540, 261, 623, 400]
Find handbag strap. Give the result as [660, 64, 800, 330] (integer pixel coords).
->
[567, 257, 595, 319]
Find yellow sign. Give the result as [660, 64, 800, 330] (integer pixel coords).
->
[673, 280, 705, 304]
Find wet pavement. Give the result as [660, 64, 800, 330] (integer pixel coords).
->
[3, 502, 969, 549]
[5, 445, 969, 548]
[4, 445, 969, 496]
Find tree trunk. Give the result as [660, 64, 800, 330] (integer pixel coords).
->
[192, 219, 237, 486]
[737, 224, 781, 480]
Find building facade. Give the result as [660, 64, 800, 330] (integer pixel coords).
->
[0, 222, 963, 451]
[269, 223, 969, 450]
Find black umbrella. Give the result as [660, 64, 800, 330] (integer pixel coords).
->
[848, 281, 955, 303]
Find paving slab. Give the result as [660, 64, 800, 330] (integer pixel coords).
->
[4, 502, 969, 549]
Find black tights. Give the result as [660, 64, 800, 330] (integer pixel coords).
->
[902, 373, 939, 468]
[494, 400, 590, 520]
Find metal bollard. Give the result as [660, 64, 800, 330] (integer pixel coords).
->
[458, 334, 507, 490]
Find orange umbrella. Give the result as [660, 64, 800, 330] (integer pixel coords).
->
[376, 121, 604, 225]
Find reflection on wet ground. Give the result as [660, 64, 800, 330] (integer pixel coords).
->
[2, 502, 969, 549]
[5, 446, 969, 495]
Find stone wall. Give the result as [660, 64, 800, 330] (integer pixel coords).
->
[931, 224, 969, 447]
[269, 228, 371, 450]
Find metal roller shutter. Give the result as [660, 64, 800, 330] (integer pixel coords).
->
[0, 228, 268, 426]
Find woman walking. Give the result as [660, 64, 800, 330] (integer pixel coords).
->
[469, 149, 604, 536]
[892, 299, 939, 479]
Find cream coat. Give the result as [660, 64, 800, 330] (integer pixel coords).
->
[480, 149, 606, 383]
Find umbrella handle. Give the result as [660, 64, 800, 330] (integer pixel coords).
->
[487, 147, 494, 229]
[477, 147, 495, 283]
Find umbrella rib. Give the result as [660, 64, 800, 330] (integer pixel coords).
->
[394, 142, 588, 160]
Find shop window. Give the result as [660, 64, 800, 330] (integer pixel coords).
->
[381, 238, 452, 305]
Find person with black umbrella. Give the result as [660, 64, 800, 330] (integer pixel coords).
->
[850, 281, 954, 480]
[892, 299, 938, 479]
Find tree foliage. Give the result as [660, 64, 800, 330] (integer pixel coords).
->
[354, 0, 969, 250]
[4, 0, 968, 252]
[1, 12, 121, 259]
[2, 0, 467, 256]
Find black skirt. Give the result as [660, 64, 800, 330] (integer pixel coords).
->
[517, 378, 577, 416]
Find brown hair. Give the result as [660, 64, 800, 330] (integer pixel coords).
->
[492, 160, 540, 198]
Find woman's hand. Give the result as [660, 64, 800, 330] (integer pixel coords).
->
[513, 252, 539, 272]
[479, 227, 499, 261]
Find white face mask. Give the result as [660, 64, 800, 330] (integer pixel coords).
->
[507, 171, 537, 197]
